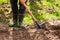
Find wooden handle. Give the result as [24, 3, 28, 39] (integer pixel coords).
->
[23, 3, 37, 21]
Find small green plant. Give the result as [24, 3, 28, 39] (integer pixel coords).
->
[0, 0, 9, 4]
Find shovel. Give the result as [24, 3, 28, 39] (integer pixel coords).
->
[23, 3, 45, 29]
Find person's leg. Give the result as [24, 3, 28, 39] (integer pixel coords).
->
[10, 0, 18, 27]
[18, 0, 27, 27]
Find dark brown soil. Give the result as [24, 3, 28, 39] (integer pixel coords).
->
[0, 21, 60, 40]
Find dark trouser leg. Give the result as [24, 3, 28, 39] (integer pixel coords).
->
[10, 0, 18, 27]
[18, 0, 27, 27]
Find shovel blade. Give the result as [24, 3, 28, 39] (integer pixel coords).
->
[35, 22, 46, 29]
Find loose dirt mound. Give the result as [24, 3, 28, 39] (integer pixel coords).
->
[0, 22, 60, 40]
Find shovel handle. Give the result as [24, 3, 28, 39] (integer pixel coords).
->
[23, 3, 37, 21]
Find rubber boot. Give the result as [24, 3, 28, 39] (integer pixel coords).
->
[9, 0, 18, 27]
[18, 1, 26, 28]
[9, 14, 18, 27]
[18, 14, 25, 28]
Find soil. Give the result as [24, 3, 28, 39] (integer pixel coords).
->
[0, 21, 60, 40]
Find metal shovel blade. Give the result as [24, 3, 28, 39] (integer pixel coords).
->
[35, 21, 46, 29]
